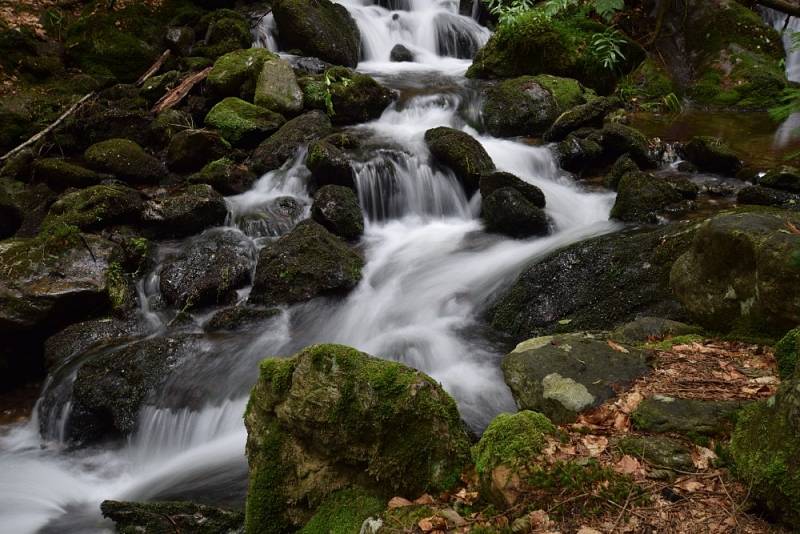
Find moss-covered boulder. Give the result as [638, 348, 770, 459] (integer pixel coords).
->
[482, 187, 549, 238]
[731, 363, 800, 526]
[84, 139, 166, 184]
[543, 96, 619, 142]
[610, 171, 685, 224]
[632, 395, 743, 437]
[311, 185, 364, 240]
[302, 67, 394, 125]
[205, 97, 286, 147]
[142, 184, 228, 238]
[466, 10, 644, 94]
[249, 220, 363, 306]
[166, 129, 231, 173]
[306, 140, 356, 190]
[425, 127, 494, 195]
[207, 48, 278, 99]
[556, 132, 604, 175]
[615, 435, 694, 472]
[760, 165, 800, 193]
[502, 333, 649, 423]
[254, 58, 304, 116]
[490, 221, 696, 343]
[194, 10, 252, 59]
[299, 488, 384, 534]
[101, 500, 244, 534]
[482, 75, 586, 137]
[775, 327, 800, 380]
[160, 230, 254, 310]
[601, 122, 654, 168]
[250, 110, 333, 174]
[669, 209, 800, 336]
[272, 0, 361, 67]
[610, 316, 701, 345]
[680, 136, 741, 175]
[42, 184, 144, 231]
[244, 343, 471, 531]
[472, 411, 555, 509]
[189, 157, 258, 195]
[479, 171, 546, 207]
[737, 185, 800, 210]
[605, 153, 640, 190]
[32, 158, 111, 191]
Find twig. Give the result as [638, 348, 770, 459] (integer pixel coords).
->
[612, 485, 634, 531]
[0, 92, 96, 161]
[151, 67, 212, 114]
[137, 49, 171, 86]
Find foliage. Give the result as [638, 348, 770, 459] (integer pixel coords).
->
[769, 87, 800, 123]
[589, 28, 627, 70]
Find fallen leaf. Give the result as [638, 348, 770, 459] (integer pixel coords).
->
[608, 340, 630, 353]
[581, 435, 609, 456]
[691, 446, 717, 470]
[388, 496, 413, 508]
[529, 509, 552, 529]
[786, 221, 800, 235]
[676, 479, 705, 492]
[414, 494, 435, 505]
[614, 454, 642, 476]
[577, 527, 603, 534]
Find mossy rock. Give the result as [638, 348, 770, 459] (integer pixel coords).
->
[610, 171, 684, 224]
[601, 122, 654, 168]
[631, 395, 744, 437]
[142, 184, 227, 238]
[32, 158, 111, 191]
[194, 11, 252, 59]
[140, 70, 180, 104]
[680, 136, 741, 175]
[205, 97, 286, 147]
[311, 184, 364, 240]
[604, 153, 639, 190]
[149, 108, 194, 147]
[244, 343, 471, 531]
[188, 157, 258, 195]
[101, 500, 244, 534]
[774, 327, 800, 380]
[557, 132, 603, 175]
[616, 56, 678, 110]
[43, 184, 144, 232]
[254, 58, 304, 116]
[248, 220, 364, 306]
[84, 139, 166, 184]
[207, 48, 278, 99]
[424, 127, 494, 195]
[760, 165, 800, 193]
[306, 140, 356, 190]
[610, 317, 701, 345]
[479, 171, 545, 208]
[737, 185, 800, 210]
[299, 488, 384, 534]
[303, 67, 394, 125]
[482, 77, 559, 137]
[272, 0, 361, 67]
[250, 110, 332, 174]
[616, 435, 694, 472]
[482, 187, 549, 239]
[543, 96, 619, 142]
[166, 129, 231, 173]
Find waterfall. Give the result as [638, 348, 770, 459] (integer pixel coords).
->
[762, 7, 800, 148]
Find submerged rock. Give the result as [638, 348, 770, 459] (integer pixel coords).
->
[680, 136, 741, 175]
[502, 333, 649, 423]
[101, 500, 244, 534]
[142, 184, 228, 238]
[244, 343, 471, 531]
[425, 127, 494, 195]
[204, 305, 280, 333]
[311, 184, 364, 240]
[250, 110, 332, 174]
[482, 187, 549, 238]
[390, 44, 414, 62]
[248, 220, 363, 306]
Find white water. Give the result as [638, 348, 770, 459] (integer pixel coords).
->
[0, 2, 616, 532]
[762, 7, 800, 148]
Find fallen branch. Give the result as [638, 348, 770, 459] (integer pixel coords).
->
[0, 92, 96, 162]
[151, 67, 212, 114]
[136, 49, 171, 86]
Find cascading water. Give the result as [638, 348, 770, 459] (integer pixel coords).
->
[762, 7, 800, 147]
[0, 2, 618, 532]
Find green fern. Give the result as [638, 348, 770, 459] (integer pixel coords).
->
[589, 29, 627, 70]
[592, 0, 624, 21]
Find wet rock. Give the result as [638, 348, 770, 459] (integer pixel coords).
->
[425, 127, 494, 195]
[502, 333, 649, 423]
[250, 110, 332, 174]
[195, 11, 251, 59]
[610, 317, 701, 345]
[142, 184, 228, 238]
[490, 222, 696, 343]
[557, 133, 603, 175]
[160, 230, 254, 310]
[149, 109, 194, 147]
[235, 196, 306, 238]
[205, 97, 286, 147]
[759, 165, 800, 193]
[249, 220, 363, 305]
[632, 395, 743, 436]
[616, 435, 694, 472]
[43, 317, 139, 371]
[67, 334, 206, 444]
[207, 48, 277, 99]
[543, 96, 620, 142]
[272, 0, 361, 67]
[244, 344, 471, 530]
[670, 209, 800, 336]
[188, 157, 258, 195]
[254, 57, 304, 115]
[737, 184, 800, 209]
[101, 500, 244, 534]
[0, 178, 57, 238]
[140, 70, 180, 105]
[204, 305, 280, 332]
[610, 171, 684, 223]
[166, 129, 231, 173]
[390, 44, 414, 62]
[601, 123, 655, 168]
[605, 153, 639, 190]
[165, 26, 195, 56]
[311, 184, 364, 239]
[43, 184, 144, 231]
[680, 136, 742, 175]
[307, 140, 356, 190]
[482, 187, 549, 238]
[479, 171, 545, 208]
[303, 67, 394, 125]
[32, 158, 111, 191]
[84, 139, 166, 184]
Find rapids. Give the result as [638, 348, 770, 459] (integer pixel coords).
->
[0, 1, 617, 532]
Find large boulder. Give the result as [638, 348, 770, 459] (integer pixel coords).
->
[42, 184, 144, 231]
[83, 139, 166, 184]
[251, 111, 333, 174]
[188, 157, 258, 195]
[670, 209, 800, 336]
[272, 0, 361, 67]
[206, 48, 277, 99]
[302, 67, 393, 125]
[142, 184, 228, 238]
[193, 9, 252, 58]
[160, 230, 255, 310]
[204, 97, 286, 147]
[482, 187, 549, 238]
[610, 171, 685, 224]
[248, 220, 364, 306]
[311, 185, 364, 240]
[101, 500, 243, 534]
[424, 127, 494, 196]
[680, 136, 741, 175]
[502, 333, 649, 423]
[166, 129, 231, 173]
[482, 75, 586, 137]
[490, 222, 696, 343]
[306, 140, 357, 190]
[244, 344, 471, 531]
[254, 57, 304, 116]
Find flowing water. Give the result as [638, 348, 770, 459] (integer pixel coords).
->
[762, 7, 800, 148]
[0, 1, 617, 532]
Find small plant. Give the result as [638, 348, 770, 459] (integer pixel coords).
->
[661, 92, 683, 113]
[592, 0, 624, 21]
[590, 28, 628, 70]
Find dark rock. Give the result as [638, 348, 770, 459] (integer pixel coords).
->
[616, 435, 694, 472]
[390, 44, 414, 62]
[166, 129, 231, 173]
[557, 133, 603, 175]
[101, 500, 243, 534]
[249, 220, 363, 306]
[84, 139, 166, 184]
[632, 395, 743, 436]
[140, 70, 180, 105]
[482, 187, 549, 238]
[165, 26, 195, 56]
[43, 184, 144, 231]
[0, 181, 22, 239]
[759, 165, 800, 193]
[479, 171, 545, 208]
[610, 171, 684, 223]
[195, 11, 252, 59]
[311, 185, 364, 239]
[307, 140, 356, 190]
[425, 127, 494, 195]
[234, 196, 306, 238]
[543, 96, 620, 142]
[737, 184, 800, 209]
[142, 184, 228, 238]
[61, 106, 154, 151]
[601, 123, 654, 168]
[204, 305, 280, 332]
[188, 158, 258, 195]
[680, 136, 742, 175]
[32, 158, 111, 191]
[43, 317, 139, 371]
[250, 111, 332, 174]
[160, 230, 254, 310]
[502, 333, 649, 423]
[605, 153, 639, 190]
[610, 317, 701, 344]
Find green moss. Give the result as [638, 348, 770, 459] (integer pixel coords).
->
[379, 505, 435, 531]
[43, 183, 142, 231]
[106, 260, 134, 312]
[643, 334, 705, 351]
[207, 48, 277, 98]
[774, 327, 800, 380]
[245, 419, 291, 534]
[259, 357, 297, 396]
[205, 97, 285, 146]
[473, 411, 555, 475]
[299, 488, 383, 534]
[532, 74, 587, 112]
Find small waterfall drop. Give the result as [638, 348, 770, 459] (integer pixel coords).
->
[763, 7, 800, 148]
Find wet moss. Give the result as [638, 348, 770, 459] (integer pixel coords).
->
[245, 419, 292, 534]
[205, 97, 285, 146]
[299, 488, 384, 534]
[473, 411, 555, 475]
[774, 327, 800, 380]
